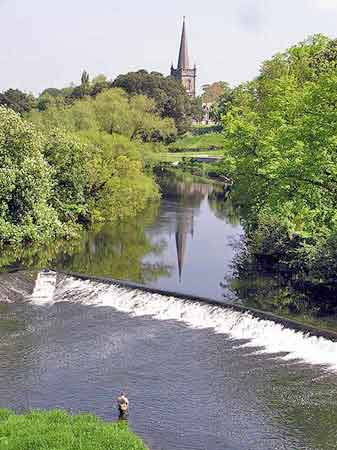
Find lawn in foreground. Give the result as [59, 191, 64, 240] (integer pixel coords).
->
[0, 409, 148, 450]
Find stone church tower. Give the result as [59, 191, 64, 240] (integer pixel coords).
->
[171, 17, 196, 97]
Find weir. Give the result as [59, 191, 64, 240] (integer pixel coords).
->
[53, 270, 337, 342]
[28, 270, 337, 370]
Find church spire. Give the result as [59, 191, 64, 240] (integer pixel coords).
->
[177, 16, 190, 69]
[170, 17, 196, 97]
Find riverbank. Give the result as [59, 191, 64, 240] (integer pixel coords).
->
[0, 409, 148, 450]
[155, 160, 227, 184]
[157, 128, 225, 163]
[0, 92, 162, 248]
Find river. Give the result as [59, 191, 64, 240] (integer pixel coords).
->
[0, 175, 337, 450]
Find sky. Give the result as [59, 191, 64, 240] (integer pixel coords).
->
[0, 0, 337, 95]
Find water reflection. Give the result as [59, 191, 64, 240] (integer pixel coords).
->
[1, 175, 243, 299]
[49, 175, 243, 299]
[208, 189, 241, 225]
[227, 246, 337, 332]
[142, 177, 242, 297]
[3, 173, 335, 330]
[175, 208, 193, 283]
[163, 180, 214, 283]
[1, 177, 243, 298]
[52, 204, 172, 284]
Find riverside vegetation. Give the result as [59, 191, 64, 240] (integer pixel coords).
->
[0, 97, 160, 246]
[162, 34, 337, 312]
[0, 77, 197, 253]
[0, 70, 202, 250]
[0, 36, 336, 300]
[0, 409, 147, 450]
[212, 34, 337, 310]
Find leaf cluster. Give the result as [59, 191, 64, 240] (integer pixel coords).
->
[220, 34, 337, 286]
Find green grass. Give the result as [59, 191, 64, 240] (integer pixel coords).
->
[0, 409, 148, 450]
[158, 149, 223, 163]
[158, 150, 223, 163]
[168, 133, 225, 151]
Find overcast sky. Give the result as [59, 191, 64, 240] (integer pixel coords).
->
[0, 0, 336, 95]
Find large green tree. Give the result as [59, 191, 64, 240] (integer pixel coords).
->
[202, 81, 229, 103]
[112, 70, 198, 134]
[0, 107, 61, 244]
[221, 34, 337, 289]
[30, 89, 177, 144]
[0, 89, 35, 114]
[0, 85, 167, 248]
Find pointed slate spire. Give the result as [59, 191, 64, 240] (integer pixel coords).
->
[177, 16, 190, 69]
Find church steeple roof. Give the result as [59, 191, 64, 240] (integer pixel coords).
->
[177, 17, 190, 69]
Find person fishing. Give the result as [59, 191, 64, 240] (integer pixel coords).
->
[117, 393, 129, 418]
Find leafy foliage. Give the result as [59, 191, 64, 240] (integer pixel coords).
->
[0, 89, 35, 114]
[201, 81, 229, 103]
[0, 86, 166, 247]
[0, 107, 62, 245]
[219, 34, 337, 291]
[30, 89, 177, 144]
[113, 70, 201, 134]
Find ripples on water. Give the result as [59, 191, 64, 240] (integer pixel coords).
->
[0, 271, 337, 450]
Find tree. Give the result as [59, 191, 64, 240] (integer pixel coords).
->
[0, 81, 168, 248]
[202, 81, 229, 103]
[26, 88, 167, 225]
[77, 131, 159, 223]
[0, 89, 35, 114]
[221, 34, 337, 290]
[43, 129, 89, 222]
[0, 107, 60, 244]
[39, 88, 64, 98]
[208, 84, 234, 124]
[113, 70, 195, 134]
[81, 70, 90, 97]
[36, 93, 66, 111]
[190, 96, 204, 122]
[29, 89, 177, 144]
[90, 74, 110, 96]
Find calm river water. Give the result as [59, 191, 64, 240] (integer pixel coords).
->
[0, 176, 337, 450]
[49, 175, 244, 300]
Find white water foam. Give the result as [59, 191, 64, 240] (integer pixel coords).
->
[38, 273, 337, 370]
[29, 271, 57, 305]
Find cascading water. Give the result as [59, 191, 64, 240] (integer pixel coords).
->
[28, 271, 337, 370]
[29, 271, 57, 305]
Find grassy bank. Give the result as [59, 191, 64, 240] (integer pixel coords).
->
[158, 149, 223, 163]
[0, 409, 148, 450]
[168, 132, 224, 151]
[156, 129, 225, 163]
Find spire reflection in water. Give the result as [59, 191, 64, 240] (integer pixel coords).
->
[50, 176, 243, 301]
